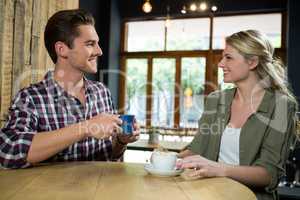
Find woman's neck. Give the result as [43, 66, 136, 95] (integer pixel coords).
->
[235, 86, 265, 105]
[235, 75, 265, 104]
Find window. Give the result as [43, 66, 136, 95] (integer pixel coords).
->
[124, 59, 148, 125]
[151, 58, 176, 127]
[180, 57, 206, 128]
[120, 12, 285, 130]
[213, 13, 282, 49]
[126, 21, 165, 52]
[125, 18, 210, 52]
[167, 18, 210, 50]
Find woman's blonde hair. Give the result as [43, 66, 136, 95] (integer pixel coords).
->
[226, 30, 298, 106]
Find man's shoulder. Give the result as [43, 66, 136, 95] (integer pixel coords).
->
[9, 80, 47, 109]
[15, 80, 47, 99]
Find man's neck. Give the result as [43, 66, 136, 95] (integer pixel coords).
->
[53, 64, 85, 95]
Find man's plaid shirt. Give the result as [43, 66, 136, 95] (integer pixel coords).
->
[0, 71, 116, 169]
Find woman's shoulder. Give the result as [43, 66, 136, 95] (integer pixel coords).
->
[206, 88, 236, 103]
[269, 90, 297, 111]
[203, 88, 236, 109]
[207, 88, 235, 97]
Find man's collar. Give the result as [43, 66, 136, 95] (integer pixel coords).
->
[44, 71, 93, 99]
[44, 71, 64, 98]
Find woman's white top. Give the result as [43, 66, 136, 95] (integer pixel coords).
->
[218, 125, 241, 165]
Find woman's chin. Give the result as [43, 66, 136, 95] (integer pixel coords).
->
[223, 79, 231, 83]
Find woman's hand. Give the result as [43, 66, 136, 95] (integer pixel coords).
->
[176, 155, 228, 179]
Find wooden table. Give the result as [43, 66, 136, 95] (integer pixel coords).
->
[0, 162, 256, 200]
[127, 139, 189, 152]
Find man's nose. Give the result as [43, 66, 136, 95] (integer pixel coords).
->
[95, 43, 103, 56]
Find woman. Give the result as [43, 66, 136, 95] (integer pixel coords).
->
[177, 30, 298, 200]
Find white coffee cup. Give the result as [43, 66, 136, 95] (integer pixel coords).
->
[151, 151, 177, 171]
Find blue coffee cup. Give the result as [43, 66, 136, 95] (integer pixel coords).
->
[119, 115, 135, 135]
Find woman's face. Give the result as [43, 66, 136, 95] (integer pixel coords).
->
[218, 44, 254, 84]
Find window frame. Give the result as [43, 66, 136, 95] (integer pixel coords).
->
[119, 11, 287, 130]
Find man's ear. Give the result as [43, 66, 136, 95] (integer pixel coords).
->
[54, 41, 69, 59]
[248, 56, 259, 70]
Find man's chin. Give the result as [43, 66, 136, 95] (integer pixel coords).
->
[90, 68, 98, 74]
[86, 64, 98, 74]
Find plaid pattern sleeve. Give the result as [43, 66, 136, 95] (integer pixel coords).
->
[0, 89, 38, 169]
[0, 71, 117, 169]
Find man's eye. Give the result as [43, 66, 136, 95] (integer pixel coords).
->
[87, 43, 94, 46]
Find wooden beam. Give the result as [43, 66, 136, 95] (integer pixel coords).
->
[122, 50, 208, 58]
[118, 56, 126, 114]
[146, 57, 153, 127]
[174, 56, 181, 128]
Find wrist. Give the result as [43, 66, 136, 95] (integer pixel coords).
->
[221, 163, 231, 177]
[77, 121, 89, 139]
[116, 135, 127, 146]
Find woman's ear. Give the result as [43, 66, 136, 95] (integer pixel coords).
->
[54, 41, 69, 59]
[247, 56, 259, 70]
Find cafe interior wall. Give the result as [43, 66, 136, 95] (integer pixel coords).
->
[80, 0, 300, 110]
[0, 0, 79, 127]
[79, 0, 121, 108]
[287, 0, 300, 106]
[0, 0, 299, 128]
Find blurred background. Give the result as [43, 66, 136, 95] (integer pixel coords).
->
[0, 1, 299, 199]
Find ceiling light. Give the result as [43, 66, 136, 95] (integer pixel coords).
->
[181, 6, 187, 14]
[199, 2, 207, 11]
[142, 0, 152, 13]
[211, 5, 218, 12]
[190, 3, 197, 11]
[165, 5, 171, 27]
[165, 18, 171, 27]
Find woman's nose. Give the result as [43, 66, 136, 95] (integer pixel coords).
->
[218, 59, 224, 68]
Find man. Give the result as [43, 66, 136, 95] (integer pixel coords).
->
[0, 9, 139, 169]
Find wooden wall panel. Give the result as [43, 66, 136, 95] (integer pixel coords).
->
[0, 0, 79, 127]
[13, 0, 29, 96]
[0, 0, 15, 126]
[31, 0, 45, 83]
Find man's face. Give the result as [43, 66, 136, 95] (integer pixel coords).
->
[66, 25, 102, 74]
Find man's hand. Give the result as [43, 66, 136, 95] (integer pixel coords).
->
[84, 114, 122, 139]
[116, 122, 140, 145]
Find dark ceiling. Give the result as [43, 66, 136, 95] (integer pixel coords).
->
[119, 0, 287, 20]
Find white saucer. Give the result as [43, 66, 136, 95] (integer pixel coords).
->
[144, 164, 183, 177]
